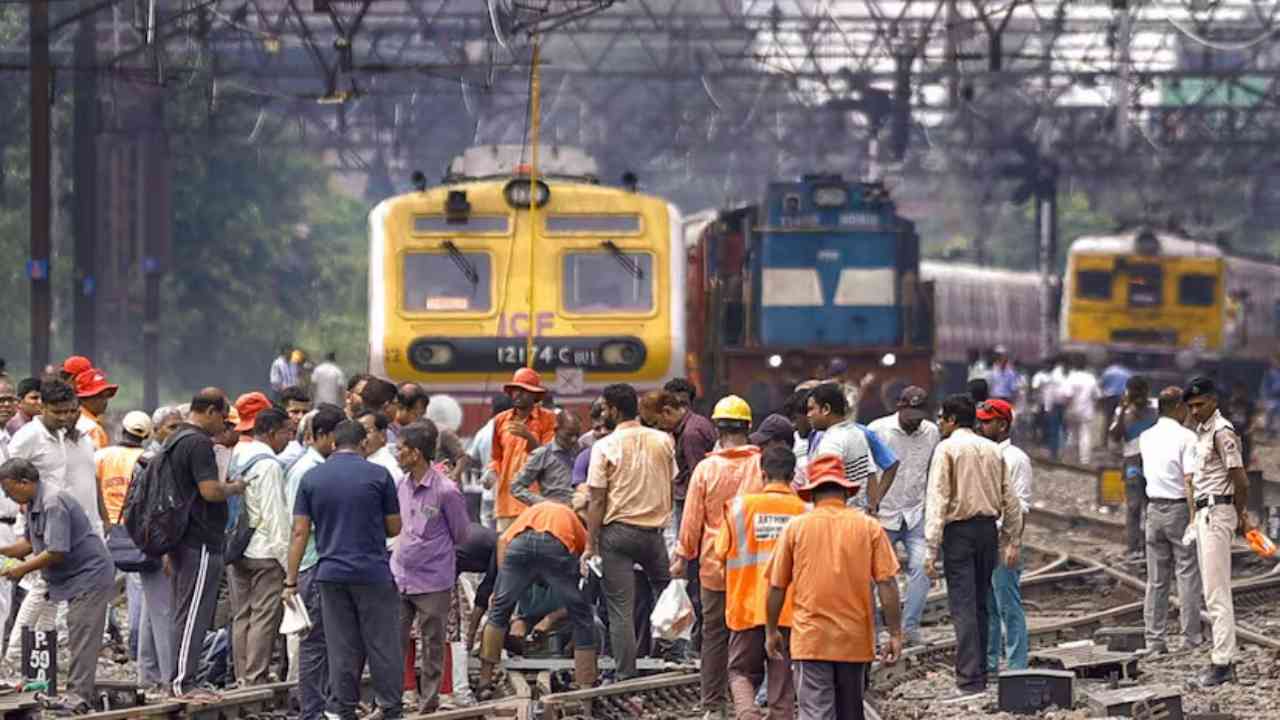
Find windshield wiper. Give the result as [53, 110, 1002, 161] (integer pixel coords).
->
[601, 240, 644, 279]
[442, 241, 479, 286]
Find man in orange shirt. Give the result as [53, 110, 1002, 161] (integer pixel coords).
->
[477, 486, 596, 693]
[490, 368, 557, 530]
[717, 445, 806, 720]
[73, 368, 117, 449]
[766, 454, 903, 720]
[671, 395, 763, 717]
[95, 410, 152, 659]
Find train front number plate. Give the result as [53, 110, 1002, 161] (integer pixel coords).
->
[496, 343, 600, 368]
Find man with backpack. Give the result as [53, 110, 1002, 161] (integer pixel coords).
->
[144, 389, 246, 703]
[227, 408, 292, 687]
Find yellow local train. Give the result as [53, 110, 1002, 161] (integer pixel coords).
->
[1060, 227, 1280, 367]
[367, 145, 685, 430]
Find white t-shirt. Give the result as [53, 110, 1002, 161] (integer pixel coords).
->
[1138, 417, 1198, 500]
[7, 420, 103, 537]
[1065, 370, 1101, 419]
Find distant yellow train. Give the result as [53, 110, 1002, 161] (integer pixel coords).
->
[1060, 227, 1280, 366]
[367, 145, 685, 431]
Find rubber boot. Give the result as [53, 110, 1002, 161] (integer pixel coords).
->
[573, 648, 598, 689]
[475, 625, 505, 700]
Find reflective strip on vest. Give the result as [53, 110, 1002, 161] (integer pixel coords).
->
[724, 497, 794, 570]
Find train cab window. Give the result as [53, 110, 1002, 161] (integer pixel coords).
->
[402, 251, 491, 312]
[1126, 263, 1163, 308]
[1178, 274, 1217, 307]
[1075, 270, 1112, 300]
[563, 251, 653, 313]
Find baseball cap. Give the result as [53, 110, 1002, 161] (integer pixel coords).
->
[122, 411, 154, 439]
[828, 357, 848, 375]
[976, 398, 1014, 423]
[73, 368, 119, 399]
[62, 355, 92, 378]
[749, 414, 796, 446]
[233, 392, 272, 433]
[896, 385, 930, 422]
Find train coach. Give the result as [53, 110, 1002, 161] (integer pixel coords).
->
[1060, 226, 1280, 383]
[368, 145, 685, 432]
[686, 176, 934, 421]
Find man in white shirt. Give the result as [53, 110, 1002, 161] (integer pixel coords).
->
[868, 386, 940, 646]
[227, 407, 292, 687]
[310, 352, 346, 407]
[1064, 358, 1101, 465]
[358, 411, 404, 484]
[5, 379, 104, 672]
[1138, 387, 1205, 654]
[976, 399, 1032, 673]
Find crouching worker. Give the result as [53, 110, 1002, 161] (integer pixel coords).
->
[0, 458, 115, 710]
[477, 486, 596, 696]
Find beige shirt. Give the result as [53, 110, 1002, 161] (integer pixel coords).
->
[587, 419, 676, 528]
[1193, 410, 1244, 498]
[923, 427, 1022, 557]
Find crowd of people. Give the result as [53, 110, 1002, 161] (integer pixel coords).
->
[0, 349, 1258, 718]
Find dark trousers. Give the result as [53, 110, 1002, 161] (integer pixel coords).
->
[600, 522, 671, 678]
[794, 659, 866, 720]
[319, 581, 403, 720]
[728, 627, 794, 720]
[942, 516, 998, 691]
[699, 588, 729, 710]
[491, 531, 595, 648]
[297, 567, 329, 720]
[170, 543, 224, 695]
[1123, 456, 1146, 555]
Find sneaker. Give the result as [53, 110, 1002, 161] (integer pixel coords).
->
[1196, 663, 1235, 687]
[939, 686, 985, 704]
[173, 687, 223, 705]
[1137, 642, 1168, 656]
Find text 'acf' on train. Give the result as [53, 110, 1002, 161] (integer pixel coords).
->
[685, 176, 934, 422]
[367, 144, 685, 432]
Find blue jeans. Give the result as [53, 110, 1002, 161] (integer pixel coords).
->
[883, 520, 929, 641]
[126, 573, 143, 660]
[491, 531, 596, 649]
[986, 557, 1027, 673]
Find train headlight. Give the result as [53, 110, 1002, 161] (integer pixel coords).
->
[408, 340, 455, 370]
[881, 352, 897, 367]
[600, 340, 646, 370]
[767, 354, 783, 368]
[503, 179, 550, 209]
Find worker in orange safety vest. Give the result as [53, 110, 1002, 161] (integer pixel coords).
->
[714, 445, 807, 719]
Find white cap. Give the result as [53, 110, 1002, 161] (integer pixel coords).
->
[122, 411, 154, 439]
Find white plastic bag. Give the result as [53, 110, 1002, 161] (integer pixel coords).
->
[650, 578, 695, 642]
[279, 594, 312, 635]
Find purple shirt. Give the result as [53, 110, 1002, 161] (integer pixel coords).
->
[673, 411, 717, 502]
[573, 447, 591, 486]
[390, 466, 470, 595]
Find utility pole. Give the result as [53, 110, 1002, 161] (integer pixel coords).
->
[1114, 0, 1132, 150]
[141, 86, 169, 412]
[73, 0, 99, 361]
[1036, 139, 1059, 361]
[30, 0, 51, 376]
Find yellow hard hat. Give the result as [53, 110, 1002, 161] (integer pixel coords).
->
[711, 395, 752, 423]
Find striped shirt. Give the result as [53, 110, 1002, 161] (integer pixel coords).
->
[814, 419, 872, 498]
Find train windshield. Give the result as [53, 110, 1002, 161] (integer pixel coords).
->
[563, 251, 653, 313]
[1076, 270, 1112, 300]
[1178, 274, 1217, 306]
[1126, 263, 1163, 308]
[403, 251, 492, 312]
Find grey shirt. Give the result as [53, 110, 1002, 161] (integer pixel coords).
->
[24, 484, 114, 602]
[867, 415, 941, 530]
[510, 441, 577, 506]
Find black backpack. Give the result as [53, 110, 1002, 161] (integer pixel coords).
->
[122, 428, 200, 556]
